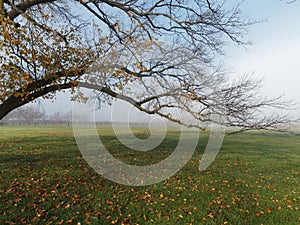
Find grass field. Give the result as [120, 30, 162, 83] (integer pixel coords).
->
[0, 126, 299, 225]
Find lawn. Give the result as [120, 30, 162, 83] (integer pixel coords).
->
[0, 126, 299, 225]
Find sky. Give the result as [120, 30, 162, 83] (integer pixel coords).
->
[37, 0, 300, 120]
[225, 0, 300, 101]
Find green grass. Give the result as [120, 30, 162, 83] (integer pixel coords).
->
[0, 126, 299, 225]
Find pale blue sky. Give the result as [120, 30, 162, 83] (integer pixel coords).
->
[226, 0, 300, 101]
[39, 0, 300, 119]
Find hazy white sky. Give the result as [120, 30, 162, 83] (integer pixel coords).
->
[39, 0, 300, 119]
[226, 0, 300, 100]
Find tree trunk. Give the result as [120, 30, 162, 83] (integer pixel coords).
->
[0, 96, 25, 120]
[0, 80, 79, 120]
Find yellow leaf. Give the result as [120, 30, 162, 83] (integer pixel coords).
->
[66, 218, 73, 223]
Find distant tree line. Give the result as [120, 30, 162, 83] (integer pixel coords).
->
[0, 105, 75, 125]
[0, 104, 165, 126]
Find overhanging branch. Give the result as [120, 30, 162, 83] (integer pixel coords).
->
[7, 0, 57, 20]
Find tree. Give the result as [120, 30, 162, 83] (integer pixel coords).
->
[48, 111, 86, 124]
[48, 111, 65, 123]
[3, 104, 46, 123]
[0, 0, 295, 132]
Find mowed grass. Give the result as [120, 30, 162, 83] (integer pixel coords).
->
[0, 126, 299, 225]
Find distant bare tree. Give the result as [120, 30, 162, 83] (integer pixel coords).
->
[3, 105, 46, 124]
[48, 111, 72, 125]
[48, 112, 65, 123]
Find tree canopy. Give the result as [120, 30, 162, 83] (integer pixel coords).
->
[0, 0, 295, 132]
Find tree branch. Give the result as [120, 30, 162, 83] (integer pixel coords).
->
[7, 0, 57, 20]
